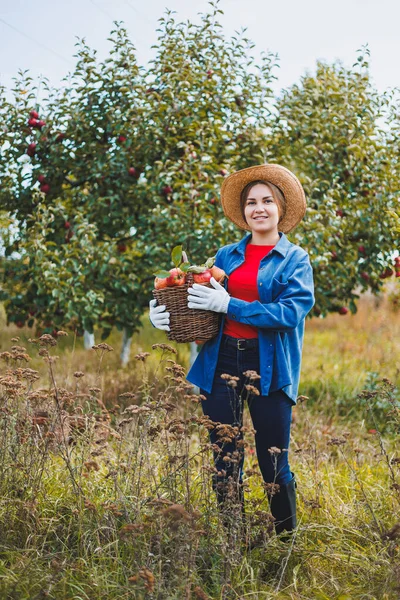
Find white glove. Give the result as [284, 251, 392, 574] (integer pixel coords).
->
[187, 277, 230, 314]
[149, 298, 170, 331]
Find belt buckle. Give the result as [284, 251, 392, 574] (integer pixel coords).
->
[237, 339, 247, 351]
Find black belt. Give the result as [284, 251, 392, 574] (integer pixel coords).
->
[221, 334, 259, 351]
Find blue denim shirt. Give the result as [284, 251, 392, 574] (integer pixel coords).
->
[185, 231, 315, 405]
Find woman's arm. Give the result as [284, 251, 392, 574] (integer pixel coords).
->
[226, 256, 315, 332]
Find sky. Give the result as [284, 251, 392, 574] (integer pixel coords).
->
[1, 0, 399, 100]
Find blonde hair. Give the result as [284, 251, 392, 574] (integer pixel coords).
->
[240, 180, 286, 224]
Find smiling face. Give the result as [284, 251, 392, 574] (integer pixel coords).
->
[243, 183, 281, 235]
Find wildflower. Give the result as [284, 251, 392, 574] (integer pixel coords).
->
[245, 384, 260, 395]
[263, 481, 280, 496]
[151, 343, 177, 354]
[55, 330, 68, 337]
[38, 334, 57, 347]
[328, 436, 347, 446]
[243, 369, 261, 381]
[74, 371, 85, 378]
[92, 343, 114, 352]
[297, 395, 309, 403]
[268, 446, 282, 455]
[134, 352, 150, 361]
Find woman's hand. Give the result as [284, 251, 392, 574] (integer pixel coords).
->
[187, 277, 230, 314]
[149, 299, 170, 331]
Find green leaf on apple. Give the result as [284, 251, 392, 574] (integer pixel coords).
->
[180, 261, 191, 272]
[154, 270, 171, 278]
[171, 244, 183, 267]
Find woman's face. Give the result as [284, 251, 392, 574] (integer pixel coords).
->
[243, 183, 280, 233]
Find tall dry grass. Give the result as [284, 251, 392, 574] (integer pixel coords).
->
[0, 289, 399, 599]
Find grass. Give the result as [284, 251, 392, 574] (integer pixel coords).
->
[0, 289, 399, 599]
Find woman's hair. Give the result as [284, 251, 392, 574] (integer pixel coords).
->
[240, 180, 286, 224]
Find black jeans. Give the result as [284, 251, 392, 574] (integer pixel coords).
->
[200, 334, 294, 487]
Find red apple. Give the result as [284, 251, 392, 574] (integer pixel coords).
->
[219, 169, 228, 177]
[360, 272, 370, 281]
[154, 276, 169, 290]
[166, 267, 185, 286]
[117, 135, 127, 143]
[358, 245, 366, 254]
[210, 265, 226, 283]
[338, 307, 348, 315]
[335, 209, 344, 217]
[331, 251, 338, 261]
[206, 70, 213, 77]
[28, 118, 39, 127]
[64, 221, 71, 229]
[16, 320, 25, 328]
[117, 242, 127, 253]
[210, 198, 216, 205]
[162, 185, 173, 196]
[128, 167, 139, 178]
[37, 120, 46, 128]
[40, 183, 50, 194]
[396, 271, 400, 278]
[193, 269, 212, 284]
[55, 132, 65, 142]
[38, 174, 46, 183]
[379, 267, 393, 279]
[30, 110, 39, 119]
[27, 143, 36, 157]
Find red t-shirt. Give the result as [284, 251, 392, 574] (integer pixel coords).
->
[223, 243, 275, 339]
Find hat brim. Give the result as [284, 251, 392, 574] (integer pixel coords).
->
[220, 164, 306, 233]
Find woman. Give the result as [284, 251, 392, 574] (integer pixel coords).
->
[149, 164, 315, 539]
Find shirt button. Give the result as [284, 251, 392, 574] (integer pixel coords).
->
[232, 315, 236, 319]
[267, 365, 271, 369]
[259, 282, 263, 286]
[270, 344, 273, 347]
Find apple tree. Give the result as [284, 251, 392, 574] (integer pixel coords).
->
[268, 47, 399, 317]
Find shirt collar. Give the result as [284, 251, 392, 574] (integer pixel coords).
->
[234, 230, 290, 258]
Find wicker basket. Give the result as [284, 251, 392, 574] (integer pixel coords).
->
[152, 272, 221, 343]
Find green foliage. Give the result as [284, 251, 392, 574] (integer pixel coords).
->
[268, 46, 400, 316]
[0, 7, 398, 335]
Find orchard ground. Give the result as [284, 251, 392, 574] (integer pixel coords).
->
[0, 286, 399, 599]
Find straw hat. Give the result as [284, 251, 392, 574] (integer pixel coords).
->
[220, 164, 307, 233]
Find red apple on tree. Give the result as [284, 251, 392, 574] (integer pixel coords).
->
[37, 120, 46, 128]
[360, 272, 370, 281]
[27, 143, 36, 157]
[335, 209, 344, 217]
[64, 221, 71, 229]
[338, 307, 348, 315]
[38, 174, 46, 183]
[28, 118, 39, 128]
[162, 185, 173, 196]
[30, 110, 39, 119]
[117, 242, 127, 253]
[128, 167, 139, 178]
[40, 183, 50, 194]
[117, 135, 127, 143]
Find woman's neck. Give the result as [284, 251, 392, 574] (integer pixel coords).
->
[250, 231, 280, 246]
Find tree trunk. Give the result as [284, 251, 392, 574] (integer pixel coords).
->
[84, 330, 95, 349]
[121, 328, 132, 366]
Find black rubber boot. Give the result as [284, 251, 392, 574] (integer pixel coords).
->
[267, 473, 297, 539]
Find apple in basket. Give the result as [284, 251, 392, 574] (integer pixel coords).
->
[153, 245, 227, 289]
[154, 267, 185, 289]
